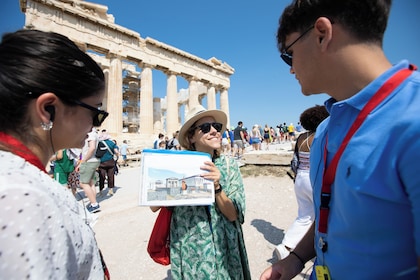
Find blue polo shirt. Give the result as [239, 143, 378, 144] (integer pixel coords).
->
[310, 60, 420, 279]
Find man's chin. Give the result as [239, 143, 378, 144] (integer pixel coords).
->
[301, 89, 320, 96]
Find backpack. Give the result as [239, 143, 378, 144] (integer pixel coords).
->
[95, 141, 107, 158]
[166, 138, 175, 150]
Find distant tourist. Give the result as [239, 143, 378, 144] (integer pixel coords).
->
[233, 121, 246, 158]
[153, 133, 164, 149]
[167, 131, 181, 150]
[120, 139, 129, 166]
[274, 105, 329, 260]
[250, 124, 262, 150]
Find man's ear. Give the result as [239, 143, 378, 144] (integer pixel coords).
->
[314, 17, 334, 52]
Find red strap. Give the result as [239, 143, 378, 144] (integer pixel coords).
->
[318, 65, 416, 234]
[0, 132, 47, 173]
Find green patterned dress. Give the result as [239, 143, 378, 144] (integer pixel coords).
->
[170, 155, 251, 280]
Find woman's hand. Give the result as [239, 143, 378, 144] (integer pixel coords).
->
[200, 160, 237, 221]
[150, 206, 161, 212]
[200, 160, 221, 188]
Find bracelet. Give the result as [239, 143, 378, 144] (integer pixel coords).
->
[290, 251, 305, 267]
[215, 185, 223, 194]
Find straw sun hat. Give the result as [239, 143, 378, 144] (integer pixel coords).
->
[178, 105, 227, 149]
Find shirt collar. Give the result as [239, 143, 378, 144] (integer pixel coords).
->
[324, 60, 410, 113]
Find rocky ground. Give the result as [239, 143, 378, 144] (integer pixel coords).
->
[240, 164, 292, 178]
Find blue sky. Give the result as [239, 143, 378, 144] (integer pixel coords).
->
[1, 0, 419, 130]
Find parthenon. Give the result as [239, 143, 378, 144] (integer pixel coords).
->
[19, 0, 234, 148]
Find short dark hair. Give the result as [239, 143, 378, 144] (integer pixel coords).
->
[238, 121, 243, 126]
[277, 0, 392, 52]
[300, 105, 329, 132]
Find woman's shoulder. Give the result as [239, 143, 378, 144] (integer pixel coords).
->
[216, 155, 238, 170]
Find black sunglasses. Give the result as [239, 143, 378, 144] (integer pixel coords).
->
[73, 100, 109, 127]
[193, 122, 223, 133]
[280, 26, 314, 67]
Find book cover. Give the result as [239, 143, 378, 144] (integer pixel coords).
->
[139, 149, 215, 206]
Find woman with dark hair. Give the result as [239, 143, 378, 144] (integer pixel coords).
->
[152, 104, 251, 279]
[0, 29, 109, 278]
[275, 105, 329, 260]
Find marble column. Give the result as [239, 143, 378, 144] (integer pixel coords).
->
[183, 103, 189, 124]
[106, 55, 123, 134]
[188, 78, 199, 109]
[220, 87, 230, 129]
[153, 97, 162, 133]
[198, 94, 205, 106]
[139, 64, 154, 134]
[207, 84, 216, 110]
[166, 71, 179, 135]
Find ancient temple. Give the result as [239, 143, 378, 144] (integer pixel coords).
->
[19, 0, 234, 149]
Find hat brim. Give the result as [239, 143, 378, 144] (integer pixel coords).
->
[178, 109, 227, 149]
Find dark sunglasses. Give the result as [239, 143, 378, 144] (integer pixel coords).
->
[280, 26, 314, 67]
[193, 122, 223, 133]
[73, 100, 109, 127]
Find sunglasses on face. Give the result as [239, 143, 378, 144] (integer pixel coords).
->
[193, 122, 223, 133]
[73, 100, 109, 127]
[280, 26, 314, 67]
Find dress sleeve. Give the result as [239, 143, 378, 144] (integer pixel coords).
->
[217, 156, 246, 224]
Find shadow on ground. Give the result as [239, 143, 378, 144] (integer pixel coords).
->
[251, 219, 314, 279]
[251, 218, 284, 246]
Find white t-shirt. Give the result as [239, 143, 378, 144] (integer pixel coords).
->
[168, 137, 180, 150]
[0, 151, 104, 279]
[82, 130, 100, 162]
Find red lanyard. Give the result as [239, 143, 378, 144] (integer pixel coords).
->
[318, 65, 416, 235]
[0, 132, 47, 173]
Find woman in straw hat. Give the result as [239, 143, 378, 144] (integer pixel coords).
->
[171, 104, 251, 279]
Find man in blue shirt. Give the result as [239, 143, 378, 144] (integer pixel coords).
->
[120, 139, 129, 166]
[261, 1, 420, 279]
[153, 133, 164, 149]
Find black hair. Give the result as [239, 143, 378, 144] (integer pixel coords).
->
[300, 105, 329, 132]
[0, 29, 105, 133]
[277, 0, 392, 52]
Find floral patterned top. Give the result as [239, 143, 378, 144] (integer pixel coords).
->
[170, 155, 251, 280]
